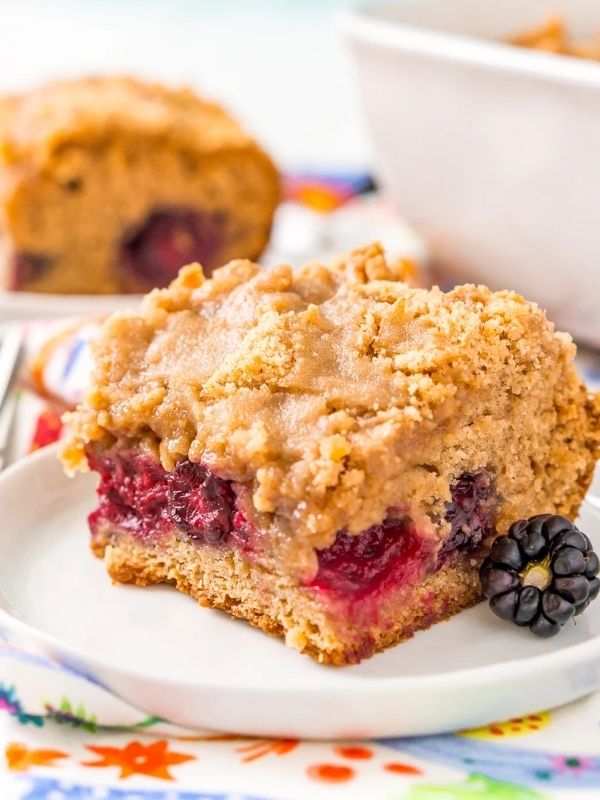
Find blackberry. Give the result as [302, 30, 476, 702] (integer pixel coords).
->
[480, 514, 600, 637]
[11, 251, 51, 289]
[118, 207, 225, 288]
[167, 459, 234, 544]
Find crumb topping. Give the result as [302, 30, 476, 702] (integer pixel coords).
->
[63, 243, 600, 559]
[510, 15, 600, 61]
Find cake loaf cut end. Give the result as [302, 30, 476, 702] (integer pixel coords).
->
[0, 76, 280, 294]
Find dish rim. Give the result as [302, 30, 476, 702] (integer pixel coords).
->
[340, 1, 600, 89]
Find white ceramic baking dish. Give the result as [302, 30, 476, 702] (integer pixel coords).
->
[341, 0, 600, 346]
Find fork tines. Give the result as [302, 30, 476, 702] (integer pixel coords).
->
[0, 324, 23, 470]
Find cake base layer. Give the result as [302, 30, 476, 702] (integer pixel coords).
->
[93, 526, 483, 665]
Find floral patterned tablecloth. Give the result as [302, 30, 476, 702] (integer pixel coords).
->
[1, 180, 600, 799]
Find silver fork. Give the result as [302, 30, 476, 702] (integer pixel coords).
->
[0, 324, 23, 472]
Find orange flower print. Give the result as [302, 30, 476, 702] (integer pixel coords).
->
[236, 738, 299, 763]
[334, 745, 374, 760]
[384, 761, 423, 775]
[307, 763, 356, 782]
[6, 742, 68, 772]
[83, 739, 195, 780]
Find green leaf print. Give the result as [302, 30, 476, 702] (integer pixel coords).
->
[44, 696, 98, 732]
[406, 773, 548, 800]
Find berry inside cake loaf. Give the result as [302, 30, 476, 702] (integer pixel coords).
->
[62, 243, 600, 664]
[0, 77, 279, 294]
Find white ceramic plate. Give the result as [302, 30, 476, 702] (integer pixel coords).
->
[0, 289, 144, 321]
[1, 445, 599, 739]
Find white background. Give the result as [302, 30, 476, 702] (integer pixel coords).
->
[0, 0, 369, 169]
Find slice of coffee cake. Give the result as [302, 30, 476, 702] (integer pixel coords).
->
[62, 243, 600, 664]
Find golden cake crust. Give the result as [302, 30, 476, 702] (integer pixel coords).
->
[64, 243, 600, 578]
[0, 76, 252, 168]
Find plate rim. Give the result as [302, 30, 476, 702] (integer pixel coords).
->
[1, 444, 600, 697]
[0, 288, 144, 319]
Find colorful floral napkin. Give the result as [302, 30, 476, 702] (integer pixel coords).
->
[2, 633, 600, 800]
[2, 183, 600, 799]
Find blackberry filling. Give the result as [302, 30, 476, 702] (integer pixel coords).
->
[442, 470, 496, 555]
[167, 460, 234, 544]
[118, 207, 226, 288]
[88, 455, 495, 601]
[88, 452, 172, 539]
[10, 251, 52, 289]
[309, 519, 426, 599]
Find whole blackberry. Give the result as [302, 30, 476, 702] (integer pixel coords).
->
[480, 514, 600, 637]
